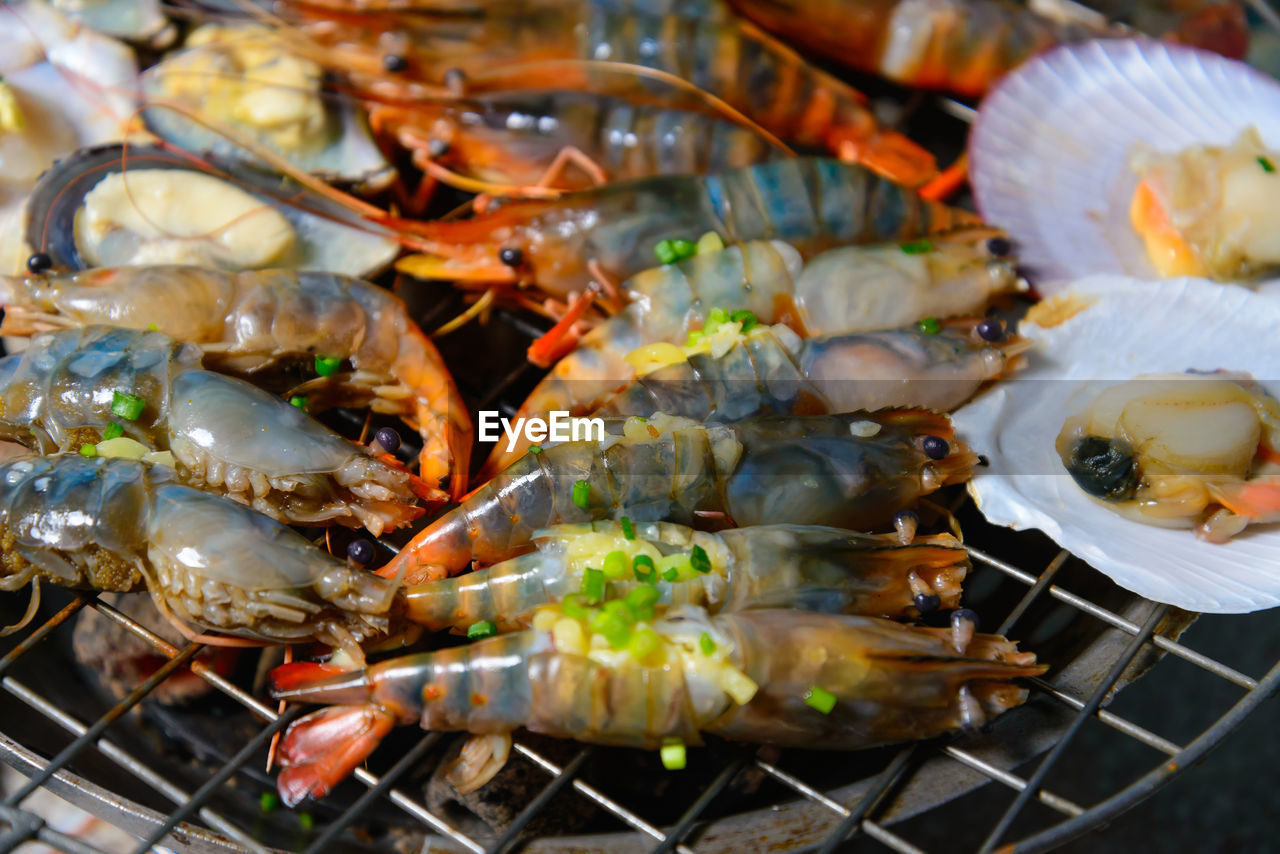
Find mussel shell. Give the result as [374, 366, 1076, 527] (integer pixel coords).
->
[969, 38, 1280, 290]
[25, 143, 400, 278]
[52, 0, 173, 44]
[140, 51, 394, 191]
[954, 275, 1280, 613]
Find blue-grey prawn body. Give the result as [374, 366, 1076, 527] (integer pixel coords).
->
[0, 326, 423, 533]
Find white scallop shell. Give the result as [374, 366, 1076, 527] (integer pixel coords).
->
[969, 39, 1280, 293]
[953, 275, 1280, 613]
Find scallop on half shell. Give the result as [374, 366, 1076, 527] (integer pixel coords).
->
[25, 143, 400, 278]
[953, 275, 1280, 613]
[969, 38, 1280, 292]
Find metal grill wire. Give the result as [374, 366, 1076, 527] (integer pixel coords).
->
[7, 32, 1280, 849]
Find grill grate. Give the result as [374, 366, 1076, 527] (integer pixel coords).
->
[5, 29, 1280, 854]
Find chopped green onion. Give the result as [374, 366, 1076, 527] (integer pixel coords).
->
[529, 444, 543, 455]
[314, 355, 342, 377]
[602, 599, 637, 625]
[699, 632, 716, 655]
[289, 395, 307, 409]
[572, 479, 591, 509]
[298, 812, 314, 830]
[704, 307, 729, 334]
[654, 238, 698, 265]
[730, 309, 758, 333]
[110, 390, 145, 421]
[79, 443, 97, 457]
[900, 239, 934, 255]
[466, 620, 497, 640]
[590, 608, 631, 649]
[562, 592, 589, 619]
[1260, 156, 1276, 173]
[660, 738, 687, 770]
[145, 322, 159, 332]
[259, 792, 279, 812]
[662, 567, 680, 583]
[916, 316, 941, 335]
[102, 422, 124, 440]
[690, 544, 711, 574]
[657, 552, 693, 580]
[628, 627, 662, 661]
[633, 554, 657, 583]
[620, 516, 635, 540]
[804, 686, 837, 714]
[625, 585, 661, 620]
[602, 549, 629, 579]
[581, 567, 605, 604]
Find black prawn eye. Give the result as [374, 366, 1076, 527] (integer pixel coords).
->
[1065, 435, 1139, 500]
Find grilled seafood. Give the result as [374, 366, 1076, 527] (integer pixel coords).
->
[0, 454, 399, 655]
[726, 0, 1247, 96]
[1057, 373, 1280, 542]
[595, 318, 1023, 422]
[370, 89, 782, 194]
[486, 232, 1017, 473]
[0, 326, 429, 532]
[0, 266, 472, 498]
[272, 607, 1043, 803]
[1129, 128, 1280, 281]
[383, 410, 977, 583]
[402, 520, 970, 633]
[283, 0, 937, 185]
[395, 158, 978, 303]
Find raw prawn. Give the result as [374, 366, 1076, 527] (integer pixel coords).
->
[382, 410, 977, 583]
[369, 89, 783, 194]
[0, 266, 472, 498]
[284, 0, 937, 184]
[0, 454, 399, 655]
[0, 326, 428, 532]
[272, 607, 1043, 803]
[401, 519, 970, 632]
[396, 158, 978, 302]
[726, 0, 1246, 96]
[485, 231, 1017, 473]
[595, 319, 1023, 425]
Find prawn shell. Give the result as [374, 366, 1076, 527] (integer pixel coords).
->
[969, 38, 1280, 291]
[24, 143, 399, 278]
[953, 275, 1280, 613]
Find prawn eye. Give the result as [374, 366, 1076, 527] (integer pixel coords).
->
[26, 252, 52, 274]
[985, 236, 1013, 258]
[383, 53, 407, 73]
[499, 247, 524, 267]
[1066, 436, 1139, 500]
[427, 138, 450, 159]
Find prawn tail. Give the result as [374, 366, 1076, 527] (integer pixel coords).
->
[276, 704, 396, 806]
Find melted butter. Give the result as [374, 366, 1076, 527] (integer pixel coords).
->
[75, 168, 295, 269]
[158, 24, 326, 153]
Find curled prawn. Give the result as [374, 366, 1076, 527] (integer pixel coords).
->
[0, 325, 427, 533]
[0, 453, 399, 658]
[0, 266, 473, 498]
